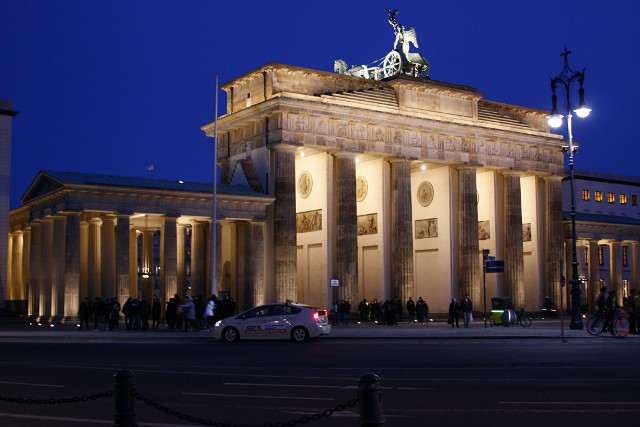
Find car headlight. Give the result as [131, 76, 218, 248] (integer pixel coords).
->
[214, 320, 222, 327]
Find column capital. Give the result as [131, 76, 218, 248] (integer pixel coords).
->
[455, 162, 482, 172]
[501, 169, 522, 177]
[269, 143, 299, 153]
[543, 174, 564, 182]
[332, 150, 360, 159]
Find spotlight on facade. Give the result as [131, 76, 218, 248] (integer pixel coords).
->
[421, 164, 427, 171]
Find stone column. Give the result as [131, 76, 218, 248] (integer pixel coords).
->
[28, 222, 42, 317]
[141, 230, 154, 299]
[129, 228, 138, 298]
[40, 218, 53, 318]
[88, 218, 102, 298]
[64, 212, 81, 318]
[503, 172, 525, 308]
[390, 159, 414, 303]
[458, 165, 480, 303]
[631, 242, 640, 293]
[101, 217, 116, 299]
[272, 145, 297, 302]
[176, 224, 186, 299]
[79, 221, 89, 300]
[21, 229, 30, 302]
[10, 231, 23, 300]
[163, 216, 178, 305]
[191, 222, 207, 297]
[609, 241, 623, 300]
[115, 214, 131, 304]
[52, 215, 66, 318]
[588, 239, 600, 309]
[544, 176, 564, 309]
[334, 152, 359, 306]
[250, 222, 266, 307]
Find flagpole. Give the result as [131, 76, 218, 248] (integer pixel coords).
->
[211, 75, 218, 296]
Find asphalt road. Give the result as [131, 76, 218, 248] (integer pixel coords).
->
[1, 337, 639, 426]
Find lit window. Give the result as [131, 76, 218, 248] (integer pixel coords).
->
[585, 247, 588, 265]
[632, 195, 637, 206]
[608, 192, 615, 203]
[623, 280, 629, 298]
[595, 191, 602, 202]
[623, 246, 629, 266]
[598, 246, 604, 265]
[620, 194, 627, 204]
[582, 190, 590, 201]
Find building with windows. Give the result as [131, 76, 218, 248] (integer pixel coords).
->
[6, 63, 575, 321]
[563, 170, 640, 308]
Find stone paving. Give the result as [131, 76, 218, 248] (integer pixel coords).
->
[1, 316, 636, 340]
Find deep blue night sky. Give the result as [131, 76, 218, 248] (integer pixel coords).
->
[2, 1, 639, 209]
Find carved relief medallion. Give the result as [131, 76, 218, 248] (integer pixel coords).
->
[356, 176, 368, 202]
[417, 181, 434, 207]
[298, 171, 313, 199]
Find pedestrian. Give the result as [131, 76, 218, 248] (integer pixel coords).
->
[195, 295, 205, 330]
[181, 295, 196, 331]
[416, 297, 428, 324]
[448, 297, 460, 328]
[461, 294, 473, 328]
[204, 295, 216, 330]
[151, 295, 161, 329]
[603, 290, 617, 335]
[330, 301, 338, 326]
[109, 298, 121, 330]
[359, 298, 369, 321]
[93, 297, 107, 330]
[78, 297, 91, 330]
[122, 297, 133, 330]
[139, 296, 150, 330]
[406, 297, 416, 323]
[627, 289, 636, 335]
[596, 287, 606, 313]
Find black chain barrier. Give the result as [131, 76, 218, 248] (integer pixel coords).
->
[131, 388, 359, 427]
[0, 390, 114, 405]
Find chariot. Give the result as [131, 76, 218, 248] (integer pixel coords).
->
[334, 8, 430, 81]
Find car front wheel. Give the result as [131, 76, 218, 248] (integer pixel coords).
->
[221, 327, 239, 342]
[291, 326, 309, 342]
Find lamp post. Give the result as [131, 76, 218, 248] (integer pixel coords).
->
[547, 47, 591, 330]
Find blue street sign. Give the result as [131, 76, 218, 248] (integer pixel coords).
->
[485, 260, 504, 273]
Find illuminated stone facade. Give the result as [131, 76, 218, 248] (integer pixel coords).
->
[200, 63, 567, 314]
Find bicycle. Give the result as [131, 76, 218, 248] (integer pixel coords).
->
[586, 308, 630, 337]
[515, 308, 532, 327]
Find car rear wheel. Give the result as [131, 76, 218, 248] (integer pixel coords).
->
[291, 326, 309, 342]
[221, 327, 239, 342]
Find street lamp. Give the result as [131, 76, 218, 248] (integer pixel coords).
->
[547, 47, 591, 330]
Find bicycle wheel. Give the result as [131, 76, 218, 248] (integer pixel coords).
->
[614, 317, 631, 337]
[586, 315, 604, 335]
[520, 316, 532, 327]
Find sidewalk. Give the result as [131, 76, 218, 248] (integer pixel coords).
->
[0, 317, 633, 340]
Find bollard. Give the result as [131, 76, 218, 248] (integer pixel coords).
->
[358, 373, 384, 426]
[113, 370, 137, 427]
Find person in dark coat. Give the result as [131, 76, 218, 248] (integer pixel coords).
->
[151, 295, 161, 329]
[460, 294, 473, 328]
[448, 298, 460, 328]
[406, 297, 416, 323]
[139, 296, 150, 330]
[93, 297, 107, 330]
[78, 297, 91, 330]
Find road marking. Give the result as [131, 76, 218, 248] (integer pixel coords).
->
[183, 392, 334, 401]
[0, 380, 65, 388]
[501, 401, 640, 405]
[0, 412, 198, 426]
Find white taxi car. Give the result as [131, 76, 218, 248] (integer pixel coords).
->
[213, 303, 331, 342]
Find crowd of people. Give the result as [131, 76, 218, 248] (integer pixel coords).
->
[77, 293, 237, 332]
[330, 296, 431, 326]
